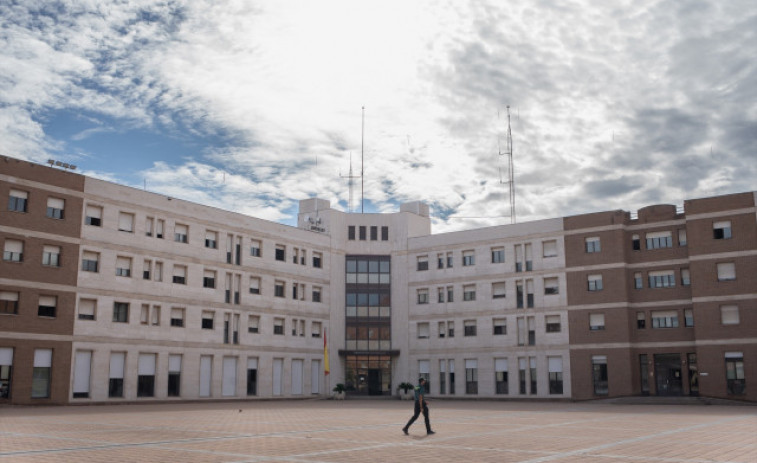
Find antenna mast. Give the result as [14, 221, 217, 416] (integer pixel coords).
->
[340, 153, 360, 213]
[499, 106, 516, 224]
[361, 106, 365, 213]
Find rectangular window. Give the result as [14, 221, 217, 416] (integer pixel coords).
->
[464, 320, 477, 337]
[348, 226, 355, 240]
[681, 268, 691, 286]
[548, 356, 563, 394]
[678, 229, 687, 246]
[247, 358, 258, 396]
[250, 239, 262, 257]
[527, 316, 535, 345]
[725, 353, 745, 395]
[416, 255, 429, 271]
[589, 313, 605, 331]
[713, 221, 732, 240]
[542, 240, 557, 257]
[417, 322, 429, 339]
[85, 204, 102, 226]
[205, 230, 218, 249]
[3, 239, 23, 262]
[109, 352, 125, 398]
[588, 274, 603, 291]
[115, 256, 132, 278]
[248, 315, 260, 333]
[516, 281, 524, 308]
[447, 320, 454, 338]
[46, 197, 65, 219]
[721, 305, 739, 325]
[684, 308, 694, 327]
[717, 262, 736, 281]
[493, 318, 506, 335]
[465, 359, 478, 394]
[31, 349, 52, 398]
[274, 281, 285, 298]
[359, 226, 366, 240]
[370, 225, 378, 241]
[37, 295, 57, 318]
[495, 358, 508, 394]
[249, 276, 261, 295]
[275, 245, 286, 261]
[646, 231, 673, 249]
[446, 286, 454, 303]
[312, 252, 322, 268]
[417, 289, 429, 304]
[203, 269, 216, 288]
[651, 310, 679, 328]
[632, 234, 640, 251]
[491, 247, 505, 263]
[155, 219, 165, 239]
[526, 279, 534, 308]
[634, 272, 643, 289]
[439, 360, 446, 394]
[167, 355, 182, 397]
[42, 245, 61, 267]
[592, 355, 608, 395]
[78, 298, 96, 320]
[648, 270, 675, 288]
[585, 236, 601, 253]
[170, 307, 185, 327]
[311, 321, 322, 338]
[113, 302, 129, 323]
[463, 284, 476, 301]
[201, 311, 214, 330]
[492, 282, 506, 299]
[137, 353, 156, 397]
[438, 321, 446, 338]
[118, 212, 134, 233]
[545, 314, 561, 333]
[172, 265, 187, 285]
[0, 349, 13, 398]
[446, 252, 453, 268]
[8, 189, 28, 213]
[381, 226, 389, 241]
[544, 277, 559, 295]
[0, 291, 19, 315]
[273, 317, 284, 335]
[637, 311, 646, 329]
[312, 286, 322, 302]
[462, 250, 475, 266]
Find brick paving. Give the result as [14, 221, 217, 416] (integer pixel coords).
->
[0, 399, 755, 462]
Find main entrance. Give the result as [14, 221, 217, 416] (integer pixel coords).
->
[654, 353, 683, 396]
[344, 355, 392, 396]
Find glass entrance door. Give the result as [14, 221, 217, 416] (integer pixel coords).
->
[654, 353, 683, 396]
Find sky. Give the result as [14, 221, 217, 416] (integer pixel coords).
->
[1, 0, 756, 232]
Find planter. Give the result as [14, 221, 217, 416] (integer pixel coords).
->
[398, 388, 414, 400]
[333, 391, 346, 400]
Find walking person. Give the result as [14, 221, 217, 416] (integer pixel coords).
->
[402, 378, 435, 435]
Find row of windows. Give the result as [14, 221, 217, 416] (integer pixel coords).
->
[416, 315, 562, 343]
[588, 262, 738, 292]
[584, 221, 733, 255]
[417, 357, 564, 396]
[589, 305, 744, 331]
[7, 189, 66, 219]
[347, 225, 389, 241]
[416, 241, 558, 272]
[416, 278, 558, 308]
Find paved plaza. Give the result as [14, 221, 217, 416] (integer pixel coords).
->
[0, 399, 755, 462]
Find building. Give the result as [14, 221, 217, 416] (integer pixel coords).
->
[1, 154, 755, 404]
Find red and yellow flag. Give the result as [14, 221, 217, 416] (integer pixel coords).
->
[323, 328, 330, 375]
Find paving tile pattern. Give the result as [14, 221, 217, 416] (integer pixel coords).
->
[0, 400, 755, 462]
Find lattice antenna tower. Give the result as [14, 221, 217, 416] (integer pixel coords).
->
[498, 106, 516, 224]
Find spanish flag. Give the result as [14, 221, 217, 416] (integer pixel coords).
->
[323, 328, 330, 375]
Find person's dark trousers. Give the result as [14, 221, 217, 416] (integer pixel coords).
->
[404, 401, 431, 432]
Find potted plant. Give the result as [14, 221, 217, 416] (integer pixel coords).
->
[398, 382, 415, 400]
[332, 383, 346, 400]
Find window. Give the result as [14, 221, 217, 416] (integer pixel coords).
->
[493, 318, 506, 335]
[437, 253, 444, 269]
[0, 291, 19, 315]
[438, 321, 446, 338]
[527, 316, 535, 345]
[311, 321, 322, 338]
[250, 239, 261, 257]
[0, 347, 13, 398]
[446, 286, 454, 303]
[274, 281, 285, 298]
[446, 252, 453, 268]
[437, 287, 445, 303]
[312, 252, 322, 268]
[439, 360, 447, 394]
[115, 256, 132, 278]
[589, 313, 605, 331]
[526, 280, 534, 308]
[137, 353, 156, 397]
[172, 265, 187, 285]
[81, 251, 100, 273]
[203, 269, 216, 288]
[417, 289, 429, 304]
[109, 352, 125, 398]
[491, 247, 505, 263]
[154, 261, 163, 281]
[37, 295, 56, 318]
[463, 284, 476, 301]
[681, 268, 691, 286]
[167, 355, 181, 397]
[312, 286, 322, 302]
[518, 358, 527, 394]
[725, 353, 745, 395]
[370, 225, 378, 240]
[585, 237, 601, 253]
[155, 219, 165, 238]
[636, 311, 646, 329]
[634, 272, 643, 289]
[118, 212, 134, 233]
[145, 217, 154, 237]
[273, 317, 284, 335]
[524, 244, 533, 271]
[495, 359, 508, 394]
[717, 262, 736, 281]
[73, 350, 92, 398]
[492, 282, 506, 299]
[247, 358, 258, 396]
[544, 277, 559, 295]
[46, 197, 65, 219]
[646, 231, 672, 249]
[465, 359, 478, 394]
[648, 270, 675, 288]
[545, 315, 561, 333]
[348, 226, 355, 240]
[651, 310, 678, 328]
[139, 304, 160, 326]
[249, 276, 261, 295]
[42, 245, 61, 267]
[173, 223, 188, 243]
[678, 229, 687, 246]
[684, 308, 694, 327]
[447, 320, 455, 338]
[248, 315, 260, 333]
[170, 307, 185, 327]
[417, 322, 430, 339]
[205, 230, 218, 249]
[381, 226, 389, 241]
[516, 281, 524, 308]
[721, 305, 739, 325]
[113, 302, 129, 323]
[462, 250, 475, 266]
[3, 239, 23, 262]
[275, 245, 286, 261]
[76, 298, 95, 320]
[31, 349, 52, 398]
[587, 274, 603, 291]
[464, 320, 477, 337]
[713, 221, 732, 240]
[8, 189, 28, 212]
[85, 204, 102, 226]
[592, 355, 608, 395]
[416, 255, 429, 271]
[201, 311, 214, 330]
[632, 234, 640, 251]
[418, 360, 431, 392]
[543, 240, 557, 258]
[359, 226, 366, 240]
[548, 357, 563, 394]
